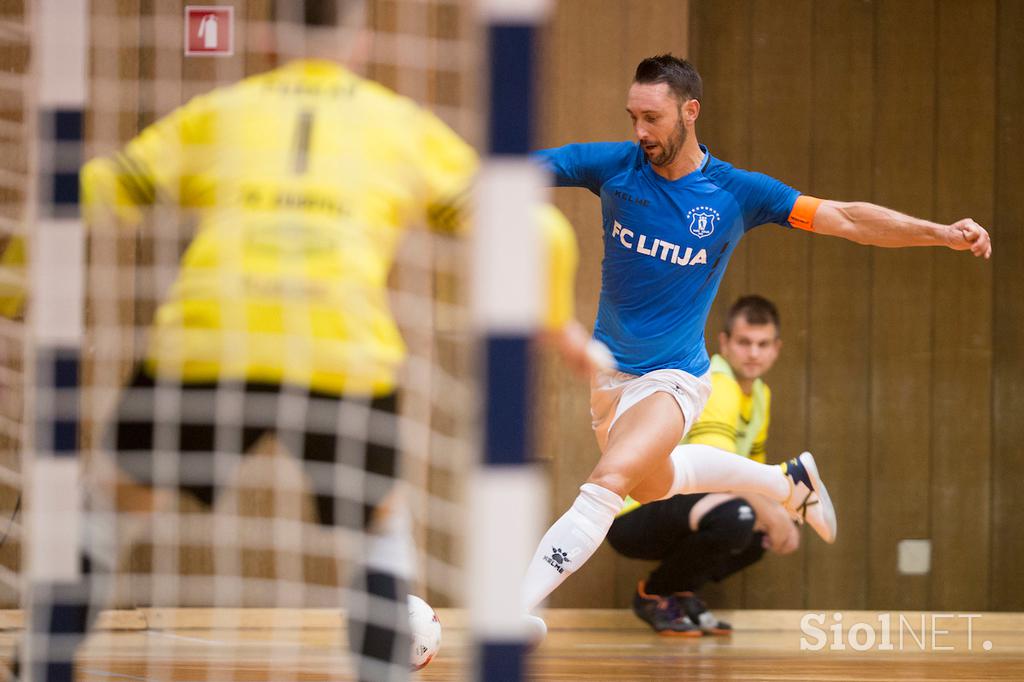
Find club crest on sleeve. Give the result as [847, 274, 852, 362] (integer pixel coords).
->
[687, 206, 721, 239]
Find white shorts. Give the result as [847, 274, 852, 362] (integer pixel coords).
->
[590, 367, 712, 454]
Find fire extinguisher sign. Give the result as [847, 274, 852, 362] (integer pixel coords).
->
[185, 6, 234, 57]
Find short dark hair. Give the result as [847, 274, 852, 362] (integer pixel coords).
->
[723, 295, 780, 336]
[275, 1, 363, 27]
[304, 2, 339, 27]
[633, 54, 703, 102]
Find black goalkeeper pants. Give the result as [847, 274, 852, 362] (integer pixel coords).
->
[606, 493, 766, 596]
[111, 367, 399, 529]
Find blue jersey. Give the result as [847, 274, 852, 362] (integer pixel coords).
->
[535, 142, 801, 377]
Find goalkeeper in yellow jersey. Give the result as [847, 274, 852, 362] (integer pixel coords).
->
[20, 3, 593, 682]
[607, 296, 800, 635]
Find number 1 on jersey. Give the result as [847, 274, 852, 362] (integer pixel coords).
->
[293, 109, 314, 174]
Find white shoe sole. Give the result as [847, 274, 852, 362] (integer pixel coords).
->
[798, 452, 837, 544]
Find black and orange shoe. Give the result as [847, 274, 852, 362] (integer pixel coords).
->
[632, 581, 702, 637]
[674, 591, 732, 636]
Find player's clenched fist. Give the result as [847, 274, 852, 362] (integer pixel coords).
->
[948, 218, 992, 259]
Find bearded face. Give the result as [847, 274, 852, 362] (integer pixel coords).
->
[644, 113, 687, 167]
[627, 82, 692, 171]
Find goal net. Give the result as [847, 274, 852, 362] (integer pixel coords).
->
[0, 0, 31, 615]
[12, 1, 484, 679]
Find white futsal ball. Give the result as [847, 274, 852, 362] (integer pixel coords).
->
[408, 594, 442, 671]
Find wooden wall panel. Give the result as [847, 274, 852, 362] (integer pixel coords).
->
[738, 0, 814, 611]
[691, 0, 753, 339]
[686, 0, 753, 611]
[614, 0, 691, 609]
[623, 0, 691, 83]
[805, 0, 874, 610]
[0, 0, 29, 609]
[929, 0, 995, 611]
[866, 0, 936, 610]
[990, 0, 1024, 612]
[541, 0, 631, 610]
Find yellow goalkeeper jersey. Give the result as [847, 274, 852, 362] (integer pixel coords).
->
[684, 353, 771, 462]
[81, 60, 576, 395]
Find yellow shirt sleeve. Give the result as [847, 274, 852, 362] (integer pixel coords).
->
[418, 109, 478, 235]
[81, 92, 215, 227]
[684, 372, 742, 453]
[538, 204, 578, 330]
[748, 384, 771, 463]
[0, 235, 26, 319]
[414, 110, 577, 330]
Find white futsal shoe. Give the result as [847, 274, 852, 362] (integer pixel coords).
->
[781, 452, 837, 544]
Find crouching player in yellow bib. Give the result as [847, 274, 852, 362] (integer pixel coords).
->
[607, 296, 801, 635]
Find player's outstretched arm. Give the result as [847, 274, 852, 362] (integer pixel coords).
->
[811, 199, 992, 259]
[541, 318, 615, 377]
[81, 94, 210, 229]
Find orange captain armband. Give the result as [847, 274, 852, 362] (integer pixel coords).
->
[787, 195, 822, 232]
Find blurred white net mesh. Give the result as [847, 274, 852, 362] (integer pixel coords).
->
[15, 1, 481, 679]
[0, 0, 30, 613]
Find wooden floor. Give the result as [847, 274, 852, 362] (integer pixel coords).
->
[2, 609, 1022, 681]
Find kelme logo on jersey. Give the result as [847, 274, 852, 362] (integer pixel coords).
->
[612, 220, 708, 267]
[687, 205, 721, 239]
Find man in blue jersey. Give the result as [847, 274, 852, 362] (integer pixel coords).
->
[520, 54, 991, 627]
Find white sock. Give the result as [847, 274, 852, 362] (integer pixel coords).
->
[663, 443, 790, 501]
[521, 483, 623, 612]
[364, 500, 415, 581]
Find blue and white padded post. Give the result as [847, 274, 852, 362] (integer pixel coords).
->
[26, 0, 88, 680]
[470, 1, 551, 680]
